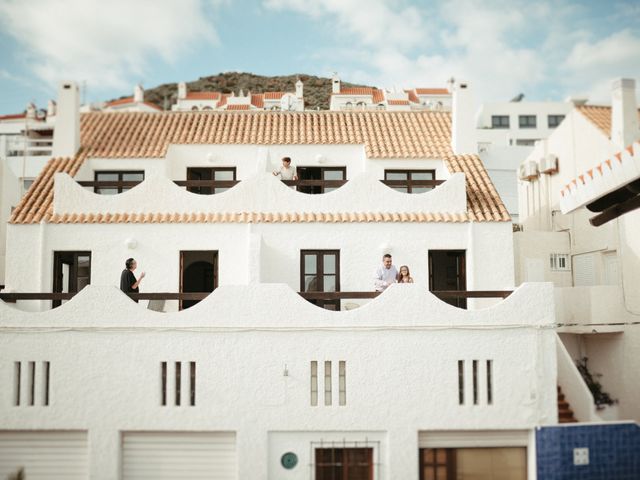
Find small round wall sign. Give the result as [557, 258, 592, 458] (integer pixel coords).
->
[281, 451, 298, 469]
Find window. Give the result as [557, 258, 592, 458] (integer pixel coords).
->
[14, 361, 50, 406]
[186, 167, 236, 195]
[316, 448, 373, 480]
[548, 114, 565, 128]
[94, 171, 144, 195]
[300, 250, 340, 310]
[420, 448, 456, 480]
[310, 361, 318, 406]
[429, 251, 466, 309]
[519, 115, 537, 128]
[491, 115, 509, 129]
[296, 167, 346, 194]
[550, 253, 570, 271]
[161, 361, 196, 406]
[324, 361, 332, 406]
[339, 361, 346, 406]
[384, 169, 437, 193]
[52, 251, 91, 308]
[515, 139, 536, 146]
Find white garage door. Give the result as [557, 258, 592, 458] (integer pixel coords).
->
[0, 431, 88, 480]
[122, 432, 236, 480]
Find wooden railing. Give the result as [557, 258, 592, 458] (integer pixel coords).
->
[1, 290, 512, 303]
[75, 179, 446, 191]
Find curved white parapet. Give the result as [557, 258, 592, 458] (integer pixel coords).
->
[52, 171, 467, 216]
[0, 282, 554, 329]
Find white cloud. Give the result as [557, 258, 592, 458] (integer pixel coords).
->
[0, 0, 221, 93]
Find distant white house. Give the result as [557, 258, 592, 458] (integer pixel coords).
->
[172, 80, 305, 112]
[329, 73, 451, 112]
[103, 84, 163, 113]
[516, 77, 640, 424]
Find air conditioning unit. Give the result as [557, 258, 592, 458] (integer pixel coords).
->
[518, 161, 539, 181]
[539, 154, 559, 174]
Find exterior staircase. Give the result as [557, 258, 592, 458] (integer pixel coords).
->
[558, 386, 578, 423]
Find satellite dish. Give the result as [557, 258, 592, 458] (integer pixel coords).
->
[280, 93, 295, 111]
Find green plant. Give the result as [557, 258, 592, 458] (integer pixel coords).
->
[575, 357, 617, 407]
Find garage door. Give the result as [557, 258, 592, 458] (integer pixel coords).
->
[0, 431, 88, 480]
[122, 431, 236, 480]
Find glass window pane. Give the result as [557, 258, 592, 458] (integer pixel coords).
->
[214, 169, 235, 180]
[412, 187, 431, 194]
[96, 173, 118, 181]
[304, 254, 317, 274]
[323, 255, 336, 274]
[393, 187, 408, 193]
[412, 172, 434, 181]
[436, 449, 447, 463]
[96, 188, 118, 195]
[214, 188, 229, 194]
[424, 469, 435, 480]
[305, 275, 319, 292]
[386, 172, 408, 181]
[436, 469, 447, 480]
[122, 172, 144, 181]
[323, 169, 345, 180]
[324, 275, 336, 292]
[424, 449, 435, 463]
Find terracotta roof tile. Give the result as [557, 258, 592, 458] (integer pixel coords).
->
[106, 97, 134, 107]
[405, 90, 420, 104]
[388, 100, 410, 106]
[227, 105, 250, 111]
[337, 87, 375, 96]
[11, 111, 509, 224]
[251, 94, 264, 108]
[416, 88, 449, 95]
[263, 92, 285, 100]
[576, 105, 640, 139]
[0, 113, 28, 121]
[185, 91, 220, 100]
[372, 89, 385, 103]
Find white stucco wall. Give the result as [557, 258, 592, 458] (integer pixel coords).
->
[0, 282, 557, 480]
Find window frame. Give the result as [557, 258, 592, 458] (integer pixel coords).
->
[547, 114, 565, 128]
[315, 447, 374, 480]
[52, 251, 91, 308]
[296, 166, 347, 194]
[300, 249, 341, 310]
[384, 169, 437, 194]
[94, 170, 144, 194]
[419, 448, 456, 480]
[518, 115, 537, 129]
[491, 115, 510, 129]
[186, 167, 237, 195]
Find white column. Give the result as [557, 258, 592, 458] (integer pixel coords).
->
[89, 428, 120, 480]
[387, 428, 419, 480]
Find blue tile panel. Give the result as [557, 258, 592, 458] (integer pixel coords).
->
[536, 423, 640, 480]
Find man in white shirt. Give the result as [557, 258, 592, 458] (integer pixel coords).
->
[374, 254, 398, 292]
[273, 156, 298, 181]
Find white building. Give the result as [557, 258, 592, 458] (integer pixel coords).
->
[516, 78, 640, 423]
[172, 80, 305, 112]
[104, 84, 163, 113]
[0, 79, 613, 479]
[0, 103, 56, 288]
[476, 98, 576, 224]
[329, 74, 451, 112]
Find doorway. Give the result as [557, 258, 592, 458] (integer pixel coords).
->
[296, 167, 346, 194]
[428, 250, 466, 309]
[179, 251, 218, 309]
[300, 250, 340, 310]
[186, 167, 236, 195]
[315, 447, 373, 480]
[52, 251, 91, 308]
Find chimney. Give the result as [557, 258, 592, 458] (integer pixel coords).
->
[296, 79, 303, 99]
[450, 79, 477, 155]
[332, 73, 341, 94]
[134, 84, 144, 103]
[52, 81, 80, 158]
[26, 102, 37, 120]
[611, 78, 639, 149]
[47, 99, 57, 117]
[178, 82, 187, 100]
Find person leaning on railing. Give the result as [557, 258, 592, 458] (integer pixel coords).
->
[120, 258, 145, 303]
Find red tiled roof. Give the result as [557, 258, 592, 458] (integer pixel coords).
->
[106, 97, 134, 107]
[227, 104, 250, 110]
[337, 87, 375, 96]
[264, 92, 285, 100]
[577, 105, 640, 139]
[143, 102, 162, 111]
[0, 113, 27, 121]
[388, 100, 410, 106]
[372, 89, 385, 103]
[251, 94, 264, 108]
[217, 94, 229, 108]
[10, 111, 509, 224]
[185, 92, 220, 100]
[416, 88, 449, 95]
[406, 90, 420, 104]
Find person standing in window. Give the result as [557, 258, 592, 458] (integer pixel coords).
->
[273, 156, 298, 181]
[120, 258, 145, 302]
[374, 254, 398, 292]
[397, 265, 414, 283]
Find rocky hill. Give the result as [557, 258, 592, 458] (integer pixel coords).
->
[116, 72, 374, 111]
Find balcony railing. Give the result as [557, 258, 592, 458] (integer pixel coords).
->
[75, 179, 445, 191]
[1, 290, 512, 304]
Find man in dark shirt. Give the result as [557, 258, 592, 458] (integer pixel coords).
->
[120, 258, 145, 302]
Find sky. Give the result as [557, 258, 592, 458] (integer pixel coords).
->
[0, 0, 639, 114]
